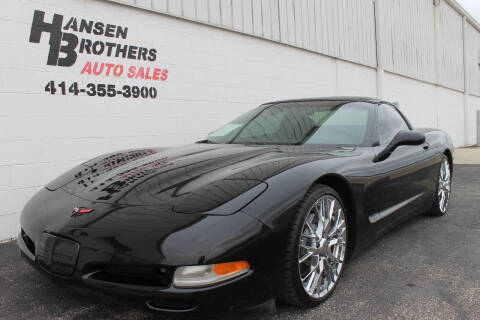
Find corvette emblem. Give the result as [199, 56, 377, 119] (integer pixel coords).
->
[71, 206, 94, 217]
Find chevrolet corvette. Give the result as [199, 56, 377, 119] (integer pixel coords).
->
[18, 97, 453, 315]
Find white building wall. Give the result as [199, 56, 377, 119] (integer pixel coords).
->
[336, 60, 377, 97]
[382, 72, 436, 128]
[435, 86, 466, 147]
[382, 71, 468, 147]
[467, 94, 480, 144]
[0, 0, 479, 241]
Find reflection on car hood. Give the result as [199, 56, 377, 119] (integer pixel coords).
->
[58, 143, 356, 212]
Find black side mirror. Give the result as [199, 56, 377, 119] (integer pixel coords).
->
[374, 130, 426, 162]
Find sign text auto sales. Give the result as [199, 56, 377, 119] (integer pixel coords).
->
[29, 10, 168, 81]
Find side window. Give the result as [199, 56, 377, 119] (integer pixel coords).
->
[306, 102, 373, 146]
[377, 104, 409, 145]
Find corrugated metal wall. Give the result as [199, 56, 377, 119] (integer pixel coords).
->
[378, 0, 436, 83]
[109, 0, 480, 95]
[435, 0, 464, 91]
[466, 23, 480, 96]
[112, 0, 377, 67]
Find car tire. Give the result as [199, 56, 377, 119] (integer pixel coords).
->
[280, 184, 348, 307]
[427, 155, 452, 217]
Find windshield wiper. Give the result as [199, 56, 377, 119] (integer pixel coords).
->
[197, 139, 218, 144]
[295, 126, 319, 145]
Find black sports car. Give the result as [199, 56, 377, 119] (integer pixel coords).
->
[19, 97, 453, 315]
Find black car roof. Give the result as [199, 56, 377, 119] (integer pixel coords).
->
[260, 96, 414, 129]
[261, 96, 392, 105]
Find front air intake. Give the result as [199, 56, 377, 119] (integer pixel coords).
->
[21, 229, 35, 256]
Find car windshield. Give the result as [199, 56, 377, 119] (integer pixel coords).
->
[207, 100, 374, 146]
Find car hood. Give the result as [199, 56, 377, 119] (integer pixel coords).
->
[50, 143, 356, 213]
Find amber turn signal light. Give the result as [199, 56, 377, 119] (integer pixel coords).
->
[213, 261, 250, 275]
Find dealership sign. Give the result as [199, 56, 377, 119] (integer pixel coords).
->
[28, 10, 168, 98]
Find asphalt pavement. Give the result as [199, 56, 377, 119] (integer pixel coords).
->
[1, 164, 479, 320]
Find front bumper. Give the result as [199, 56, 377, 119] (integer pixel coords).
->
[18, 223, 278, 316]
[18, 186, 287, 315]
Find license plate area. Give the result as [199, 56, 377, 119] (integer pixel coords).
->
[37, 233, 80, 276]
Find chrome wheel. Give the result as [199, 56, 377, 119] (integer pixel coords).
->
[438, 158, 451, 213]
[298, 195, 347, 299]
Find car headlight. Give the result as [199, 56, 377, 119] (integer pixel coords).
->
[173, 261, 250, 288]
